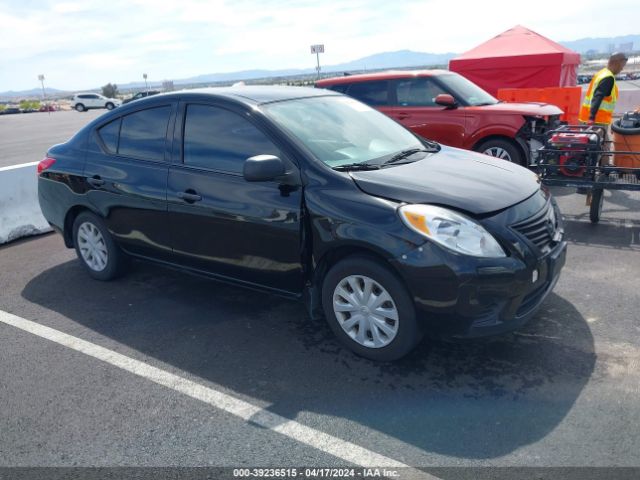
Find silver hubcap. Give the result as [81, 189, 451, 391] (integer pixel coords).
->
[333, 275, 399, 349]
[483, 146, 512, 161]
[77, 222, 108, 272]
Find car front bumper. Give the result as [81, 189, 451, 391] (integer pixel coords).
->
[390, 239, 567, 338]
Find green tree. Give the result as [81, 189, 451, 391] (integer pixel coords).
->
[102, 83, 119, 98]
[19, 100, 40, 110]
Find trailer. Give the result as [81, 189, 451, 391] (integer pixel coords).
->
[536, 124, 640, 224]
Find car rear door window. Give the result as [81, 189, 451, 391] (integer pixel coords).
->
[346, 81, 389, 106]
[183, 104, 280, 174]
[97, 118, 121, 153]
[395, 78, 447, 106]
[118, 106, 171, 161]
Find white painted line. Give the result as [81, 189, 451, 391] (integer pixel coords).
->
[0, 161, 39, 172]
[0, 309, 437, 478]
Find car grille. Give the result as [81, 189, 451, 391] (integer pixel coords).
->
[511, 203, 558, 253]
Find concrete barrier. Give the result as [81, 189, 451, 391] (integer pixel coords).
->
[0, 162, 52, 245]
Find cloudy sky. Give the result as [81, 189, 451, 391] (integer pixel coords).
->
[0, 0, 638, 92]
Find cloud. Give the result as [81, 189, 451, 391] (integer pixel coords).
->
[0, 0, 638, 91]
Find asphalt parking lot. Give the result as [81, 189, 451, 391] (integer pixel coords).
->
[1, 108, 640, 477]
[0, 110, 104, 168]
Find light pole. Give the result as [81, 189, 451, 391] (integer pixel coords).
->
[38, 74, 49, 115]
[310, 44, 324, 80]
[143, 73, 148, 92]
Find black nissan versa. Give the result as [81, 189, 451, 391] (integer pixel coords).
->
[37, 86, 567, 361]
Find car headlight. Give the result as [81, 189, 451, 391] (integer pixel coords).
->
[399, 204, 506, 258]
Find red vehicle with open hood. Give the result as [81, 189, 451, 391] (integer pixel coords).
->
[316, 70, 564, 166]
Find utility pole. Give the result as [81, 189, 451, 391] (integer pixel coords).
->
[310, 44, 324, 80]
[143, 73, 148, 92]
[38, 74, 49, 115]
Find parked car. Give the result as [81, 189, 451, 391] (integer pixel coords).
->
[39, 104, 57, 112]
[316, 70, 564, 166]
[122, 90, 160, 104]
[577, 74, 593, 85]
[37, 87, 566, 361]
[0, 107, 21, 115]
[72, 93, 121, 112]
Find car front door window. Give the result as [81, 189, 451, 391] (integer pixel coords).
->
[183, 104, 282, 174]
[395, 78, 447, 107]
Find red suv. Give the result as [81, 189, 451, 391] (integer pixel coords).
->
[316, 70, 563, 166]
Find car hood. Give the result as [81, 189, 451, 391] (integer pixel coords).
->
[349, 146, 541, 215]
[468, 102, 563, 116]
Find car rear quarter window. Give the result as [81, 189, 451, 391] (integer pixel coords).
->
[118, 106, 171, 161]
[183, 104, 280, 174]
[97, 118, 121, 153]
[346, 81, 389, 106]
[395, 78, 447, 106]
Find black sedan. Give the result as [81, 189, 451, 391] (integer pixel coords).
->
[37, 86, 566, 361]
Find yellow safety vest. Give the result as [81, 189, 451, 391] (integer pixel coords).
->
[579, 68, 618, 125]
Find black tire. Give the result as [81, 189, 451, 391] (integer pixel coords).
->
[476, 138, 525, 166]
[105, 102, 115, 110]
[590, 188, 604, 224]
[75, 103, 85, 112]
[72, 212, 128, 281]
[321, 255, 422, 361]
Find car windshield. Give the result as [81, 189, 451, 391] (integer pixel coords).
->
[438, 73, 499, 106]
[262, 95, 424, 168]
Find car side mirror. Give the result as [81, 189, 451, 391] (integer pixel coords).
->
[435, 94, 457, 108]
[243, 155, 286, 182]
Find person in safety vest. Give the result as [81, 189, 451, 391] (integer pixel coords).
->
[579, 52, 628, 126]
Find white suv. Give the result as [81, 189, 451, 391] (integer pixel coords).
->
[72, 93, 122, 112]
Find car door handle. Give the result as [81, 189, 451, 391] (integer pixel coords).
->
[87, 176, 105, 187]
[177, 190, 202, 203]
[396, 113, 411, 120]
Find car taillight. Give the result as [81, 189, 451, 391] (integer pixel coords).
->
[37, 157, 56, 175]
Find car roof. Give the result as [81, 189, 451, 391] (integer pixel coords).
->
[157, 85, 341, 106]
[316, 69, 453, 86]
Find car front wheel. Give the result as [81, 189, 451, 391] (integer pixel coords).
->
[476, 139, 524, 166]
[105, 102, 115, 110]
[322, 256, 421, 361]
[75, 103, 86, 112]
[72, 212, 128, 281]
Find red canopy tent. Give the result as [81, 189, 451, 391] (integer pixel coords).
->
[449, 25, 581, 96]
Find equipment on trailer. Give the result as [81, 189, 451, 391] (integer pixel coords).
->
[611, 112, 640, 172]
[536, 121, 640, 224]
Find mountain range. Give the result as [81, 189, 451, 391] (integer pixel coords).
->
[1, 33, 637, 98]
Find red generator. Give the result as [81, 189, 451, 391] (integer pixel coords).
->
[538, 125, 605, 178]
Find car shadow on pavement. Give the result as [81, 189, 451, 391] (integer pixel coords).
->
[561, 217, 640, 250]
[22, 259, 595, 461]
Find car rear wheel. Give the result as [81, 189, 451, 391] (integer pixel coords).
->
[105, 102, 115, 110]
[75, 103, 86, 112]
[322, 256, 421, 361]
[477, 139, 524, 166]
[72, 212, 128, 280]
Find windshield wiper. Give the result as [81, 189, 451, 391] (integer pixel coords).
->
[332, 163, 381, 171]
[383, 148, 434, 166]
